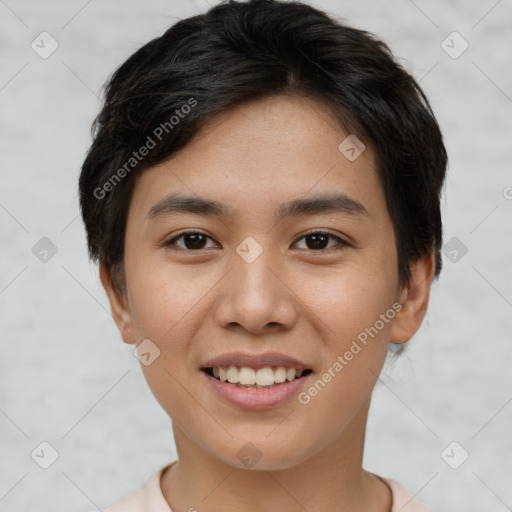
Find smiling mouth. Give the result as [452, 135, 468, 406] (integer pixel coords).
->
[201, 367, 313, 389]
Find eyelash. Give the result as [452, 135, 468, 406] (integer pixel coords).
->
[165, 229, 349, 252]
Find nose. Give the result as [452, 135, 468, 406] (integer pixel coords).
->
[213, 247, 299, 335]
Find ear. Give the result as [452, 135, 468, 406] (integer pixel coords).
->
[99, 261, 136, 345]
[390, 251, 436, 344]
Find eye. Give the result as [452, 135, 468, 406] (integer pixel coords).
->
[165, 230, 349, 252]
[165, 231, 218, 250]
[293, 230, 348, 251]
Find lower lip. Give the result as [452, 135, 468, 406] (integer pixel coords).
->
[201, 370, 312, 410]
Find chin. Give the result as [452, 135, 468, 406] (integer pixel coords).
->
[216, 442, 313, 472]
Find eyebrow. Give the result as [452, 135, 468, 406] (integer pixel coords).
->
[146, 192, 371, 222]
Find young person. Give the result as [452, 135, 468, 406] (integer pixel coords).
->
[79, 1, 447, 510]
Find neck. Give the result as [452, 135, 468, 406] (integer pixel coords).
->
[160, 399, 392, 512]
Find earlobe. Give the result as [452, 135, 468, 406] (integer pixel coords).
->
[99, 262, 136, 345]
[390, 252, 436, 344]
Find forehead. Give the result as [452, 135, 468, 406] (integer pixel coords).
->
[129, 95, 386, 224]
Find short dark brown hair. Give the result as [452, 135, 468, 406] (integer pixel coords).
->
[79, 0, 448, 291]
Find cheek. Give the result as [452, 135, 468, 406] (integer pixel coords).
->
[291, 255, 397, 421]
[125, 262, 204, 417]
[297, 261, 397, 347]
[126, 258, 217, 342]
[125, 259, 221, 410]
[292, 276, 396, 447]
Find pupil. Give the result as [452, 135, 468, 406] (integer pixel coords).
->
[307, 234, 328, 250]
[186, 233, 206, 249]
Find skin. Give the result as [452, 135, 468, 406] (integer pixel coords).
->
[100, 95, 435, 512]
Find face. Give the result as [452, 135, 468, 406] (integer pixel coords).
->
[102, 95, 433, 471]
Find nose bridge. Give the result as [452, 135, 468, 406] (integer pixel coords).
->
[214, 238, 297, 332]
[232, 241, 280, 307]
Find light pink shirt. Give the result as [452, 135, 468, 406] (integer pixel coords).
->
[100, 463, 433, 512]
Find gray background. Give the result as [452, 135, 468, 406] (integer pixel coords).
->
[1, 0, 511, 510]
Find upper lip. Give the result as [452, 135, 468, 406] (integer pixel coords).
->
[201, 352, 312, 371]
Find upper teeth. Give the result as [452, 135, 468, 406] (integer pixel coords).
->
[213, 366, 303, 386]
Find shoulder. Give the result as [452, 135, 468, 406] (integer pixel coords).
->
[88, 464, 173, 512]
[383, 477, 434, 512]
[102, 487, 145, 512]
